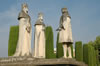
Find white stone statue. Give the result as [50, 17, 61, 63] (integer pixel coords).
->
[33, 13, 45, 58]
[13, 3, 32, 56]
[56, 8, 73, 58]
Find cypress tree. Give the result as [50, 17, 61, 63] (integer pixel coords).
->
[83, 44, 97, 66]
[93, 47, 97, 66]
[96, 50, 99, 66]
[88, 45, 93, 66]
[70, 44, 73, 58]
[56, 33, 63, 58]
[8, 26, 19, 56]
[75, 41, 83, 61]
[45, 26, 55, 59]
[83, 44, 88, 64]
[88, 44, 96, 66]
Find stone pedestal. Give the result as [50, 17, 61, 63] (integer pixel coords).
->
[0, 57, 87, 66]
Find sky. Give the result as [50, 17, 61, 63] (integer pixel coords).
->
[0, 0, 100, 57]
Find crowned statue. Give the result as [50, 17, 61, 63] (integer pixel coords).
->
[13, 3, 32, 56]
[57, 8, 73, 58]
[33, 13, 45, 58]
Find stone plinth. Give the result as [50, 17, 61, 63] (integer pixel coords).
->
[0, 57, 87, 66]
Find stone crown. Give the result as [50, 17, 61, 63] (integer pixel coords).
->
[22, 3, 28, 8]
[61, 8, 67, 13]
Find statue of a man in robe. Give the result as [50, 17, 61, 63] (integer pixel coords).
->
[56, 8, 73, 58]
[33, 13, 45, 58]
[13, 3, 32, 56]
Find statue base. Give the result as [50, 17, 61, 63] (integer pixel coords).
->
[0, 57, 87, 66]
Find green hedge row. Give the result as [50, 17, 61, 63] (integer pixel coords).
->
[71, 44, 73, 58]
[75, 42, 97, 66]
[45, 26, 56, 59]
[83, 44, 88, 64]
[56, 33, 63, 58]
[75, 41, 83, 61]
[8, 26, 19, 56]
[83, 44, 96, 66]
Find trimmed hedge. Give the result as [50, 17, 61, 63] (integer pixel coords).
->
[71, 44, 74, 58]
[96, 50, 100, 66]
[45, 26, 55, 59]
[56, 33, 63, 58]
[88, 44, 96, 66]
[8, 26, 19, 56]
[83, 44, 96, 66]
[83, 44, 88, 64]
[75, 41, 83, 61]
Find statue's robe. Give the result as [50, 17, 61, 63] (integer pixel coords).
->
[33, 19, 45, 58]
[13, 11, 32, 56]
[59, 12, 73, 44]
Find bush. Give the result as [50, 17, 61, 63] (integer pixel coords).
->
[83, 44, 88, 64]
[96, 50, 100, 66]
[71, 44, 74, 58]
[88, 44, 96, 66]
[83, 44, 96, 66]
[93, 47, 97, 66]
[45, 26, 55, 59]
[75, 41, 83, 61]
[8, 26, 19, 56]
[56, 33, 63, 58]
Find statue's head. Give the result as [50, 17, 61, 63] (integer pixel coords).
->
[61, 8, 67, 13]
[38, 12, 43, 20]
[22, 3, 28, 14]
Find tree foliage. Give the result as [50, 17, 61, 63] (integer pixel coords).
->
[56, 33, 63, 58]
[83, 44, 88, 64]
[75, 41, 83, 61]
[45, 26, 55, 59]
[8, 26, 19, 56]
[83, 44, 96, 66]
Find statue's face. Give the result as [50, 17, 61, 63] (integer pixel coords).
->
[38, 13, 43, 19]
[39, 15, 43, 20]
[23, 6, 28, 14]
[22, 4, 28, 14]
[38, 13, 43, 21]
[62, 11, 67, 16]
[62, 8, 67, 15]
[38, 15, 43, 22]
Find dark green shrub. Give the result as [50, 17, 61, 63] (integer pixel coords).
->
[75, 41, 83, 61]
[88, 45, 93, 66]
[56, 33, 63, 58]
[71, 44, 73, 58]
[83, 44, 97, 66]
[83, 44, 88, 64]
[93, 47, 97, 66]
[8, 26, 19, 56]
[45, 26, 55, 59]
[96, 50, 100, 66]
[88, 44, 96, 66]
